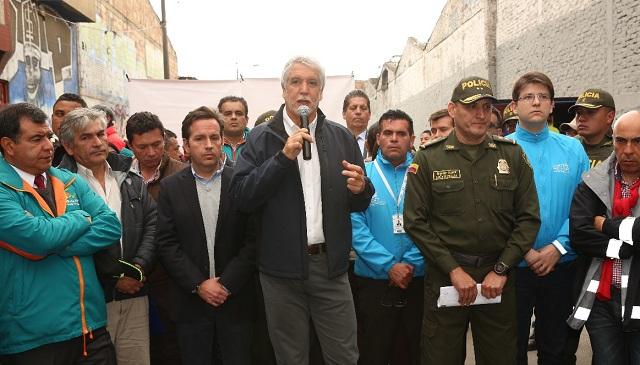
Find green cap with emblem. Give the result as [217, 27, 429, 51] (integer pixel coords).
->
[502, 103, 519, 123]
[568, 88, 615, 112]
[451, 76, 498, 104]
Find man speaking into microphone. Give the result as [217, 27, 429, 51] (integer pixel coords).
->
[232, 56, 373, 364]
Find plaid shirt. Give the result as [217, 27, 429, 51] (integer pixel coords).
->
[613, 164, 640, 288]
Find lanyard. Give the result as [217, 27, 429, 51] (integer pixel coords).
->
[373, 160, 408, 210]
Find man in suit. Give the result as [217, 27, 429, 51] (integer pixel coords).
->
[155, 106, 256, 365]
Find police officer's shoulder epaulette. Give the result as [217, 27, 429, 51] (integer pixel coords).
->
[492, 135, 516, 145]
[421, 136, 447, 149]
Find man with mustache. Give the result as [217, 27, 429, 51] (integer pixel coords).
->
[0, 103, 121, 364]
[568, 110, 640, 364]
[58, 108, 157, 365]
[507, 72, 590, 364]
[232, 56, 373, 365]
[343, 89, 372, 158]
[219, 96, 251, 162]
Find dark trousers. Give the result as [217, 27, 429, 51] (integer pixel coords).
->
[356, 276, 423, 365]
[586, 288, 640, 365]
[515, 262, 576, 365]
[176, 310, 252, 365]
[148, 265, 182, 365]
[422, 264, 517, 365]
[2, 327, 116, 365]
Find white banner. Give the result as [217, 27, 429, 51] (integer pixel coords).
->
[127, 76, 355, 140]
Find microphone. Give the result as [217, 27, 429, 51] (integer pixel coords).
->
[297, 105, 312, 160]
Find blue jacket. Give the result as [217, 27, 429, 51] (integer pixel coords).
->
[351, 153, 425, 279]
[0, 156, 121, 355]
[508, 125, 589, 266]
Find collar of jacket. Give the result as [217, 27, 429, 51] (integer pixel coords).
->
[514, 123, 550, 143]
[376, 151, 413, 169]
[58, 152, 133, 174]
[58, 152, 137, 186]
[267, 104, 327, 141]
[440, 130, 502, 151]
[582, 152, 616, 209]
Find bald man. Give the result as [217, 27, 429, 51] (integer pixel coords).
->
[568, 110, 640, 365]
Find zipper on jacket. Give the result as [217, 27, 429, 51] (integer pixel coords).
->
[72, 257, 91, 356]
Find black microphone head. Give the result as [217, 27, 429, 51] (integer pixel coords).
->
[296, 105, 311, 118]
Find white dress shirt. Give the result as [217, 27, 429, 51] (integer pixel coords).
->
[282, 110, 326, 245]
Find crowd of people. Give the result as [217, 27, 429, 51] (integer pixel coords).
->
[0, 55, 638, 365]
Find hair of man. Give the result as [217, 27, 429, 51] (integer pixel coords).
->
[218, 96, 249, 117]
[377, 109, 414, 136]
[125, 111, 165, 144]
[429, 108, 451, 124]
[58, 108, 107, 146]
[182, 106, 225, 140]
[366, 123, 380, 158]
[54, 93, 87, 109]
[0, 102, 48, 153]
[92, 104, 115, 126]
[342, 89, 371, 113]
[511, 71, 555, 101]
[281, 56, 326, 91]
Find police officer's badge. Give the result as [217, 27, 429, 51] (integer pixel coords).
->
[497, 159, 510, 174]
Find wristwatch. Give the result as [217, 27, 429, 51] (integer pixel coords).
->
[493, 261, 510, 276]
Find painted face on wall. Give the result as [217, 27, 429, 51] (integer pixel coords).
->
[24, 42, 41, 98]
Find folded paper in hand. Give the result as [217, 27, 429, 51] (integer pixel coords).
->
[437, 284, 501, 308]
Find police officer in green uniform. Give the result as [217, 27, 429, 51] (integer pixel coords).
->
[404, 76, 541, 365]
[569, 88, 616, 168]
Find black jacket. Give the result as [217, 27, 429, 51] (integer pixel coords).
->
[231, 105, 374, 279]
[155, 163, 256, 322]
[570, 155, 640, 330]
[59, 153, 157, 302]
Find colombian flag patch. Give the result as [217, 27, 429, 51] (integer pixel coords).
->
[408, 163, 419, 174]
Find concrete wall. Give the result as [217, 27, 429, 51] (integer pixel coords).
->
[367, 0, 640, 133]
[369, 0, 495, 131]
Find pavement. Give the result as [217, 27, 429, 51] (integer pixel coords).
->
[463, 326, 592, 364]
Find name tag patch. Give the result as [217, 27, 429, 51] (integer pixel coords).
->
[432, 169, 462, 181]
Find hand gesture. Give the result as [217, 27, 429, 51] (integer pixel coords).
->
[283, 128, 314, 160]
[341, 160, 366, 194]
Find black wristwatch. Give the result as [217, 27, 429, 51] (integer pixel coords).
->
[493, 261, 510, 276]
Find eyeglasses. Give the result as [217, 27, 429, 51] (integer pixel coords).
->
[518, 93, 552, 103]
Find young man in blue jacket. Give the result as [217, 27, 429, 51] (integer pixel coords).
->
[351, 109, 424, 365]
[507, 72, 590, 364]
[0, 103, 122, 364]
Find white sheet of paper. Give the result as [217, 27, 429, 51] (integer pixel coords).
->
[437, 284, 502, 308]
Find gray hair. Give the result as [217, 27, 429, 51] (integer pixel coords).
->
[58, 107, 107, 146]
[280, 56, 325, 91]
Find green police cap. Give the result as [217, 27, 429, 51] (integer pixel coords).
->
[502, 103, 519, 123]
[451, 76, 498, 104]
[568, 88, 615, 112]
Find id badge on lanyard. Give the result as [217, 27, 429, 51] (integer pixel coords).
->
[374, 160, 408, 235]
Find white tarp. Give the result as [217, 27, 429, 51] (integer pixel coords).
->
[126, 76, 355, 140]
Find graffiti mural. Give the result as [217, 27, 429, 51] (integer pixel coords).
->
[0, 0, 77, 116]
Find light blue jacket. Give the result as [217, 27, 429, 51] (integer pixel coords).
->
[0, 156, 121, 355]
[508, 125, 590, 266]
[351, 153, 425, 279]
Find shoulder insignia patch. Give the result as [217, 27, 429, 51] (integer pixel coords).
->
[493, 136, 516, 144]
[408, 163, 419, 174]
[424, 136, 447, 148]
